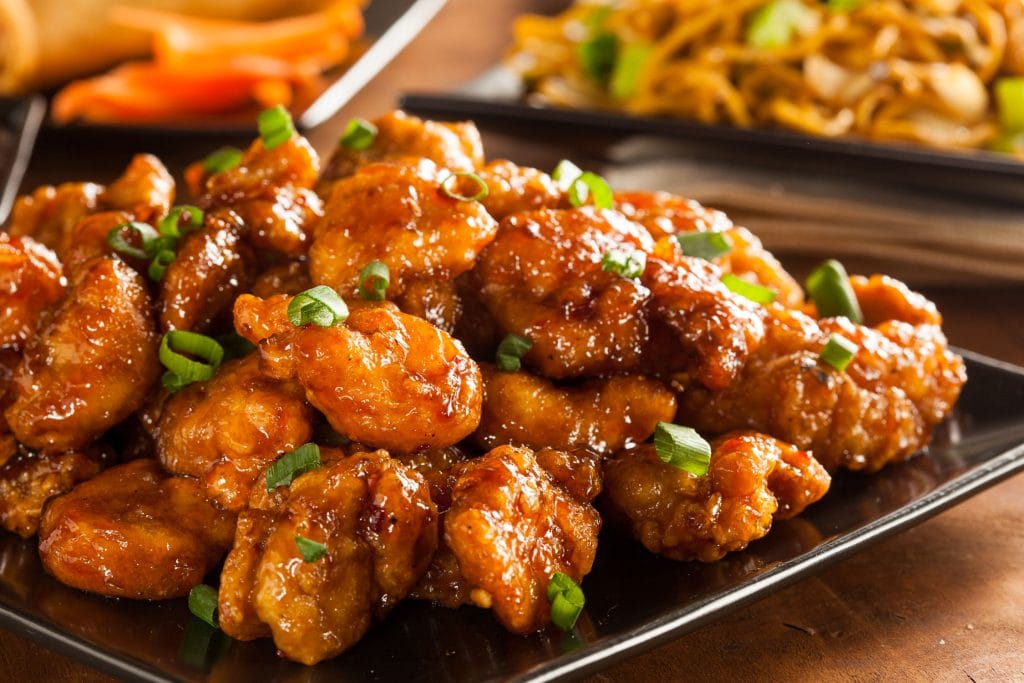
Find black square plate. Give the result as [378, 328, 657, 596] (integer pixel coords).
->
[0, 350, 1021, 681]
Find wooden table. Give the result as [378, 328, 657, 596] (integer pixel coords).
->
[4, 0, 1023, 680]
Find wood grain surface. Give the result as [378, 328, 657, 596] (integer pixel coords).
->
[4, 0, 1023, 680]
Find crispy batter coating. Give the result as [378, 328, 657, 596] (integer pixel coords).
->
[158, 210, 255, 333]
[200, 136, 322, 257]
[849, 274, 942, 327]
[62, 211, 134, 273]
[236, 295, 483, 455]
[602, 432, 830, 562]
[643, 242, 766, 390]
[0, 233, 64, 350]
[395, 278, 463, 333]
[38, 460, 236, 599]
[474, 363, 676, 456]
[445, 445, 600, 632]
[477, 160, 565, 220]
[309, 158, 498, 299]
[5, 256, 159, 453]
[0, 446, 110, 537]
[680, 302, 966, 472]
[320, 110, 483, 185]
[616, 191, 803, 307]
[0, 350, 19, 466]
[475, 207, 654, 379]
[219, 451, 437, 664]
[100, 153, 175, 227]
[250, 259, 311, 298]
[154, 355, 314, 512]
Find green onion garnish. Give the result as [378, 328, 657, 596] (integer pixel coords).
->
[295, 535, 327, 562]
[159, 331, 224, 392]
[547, 572, 585, 632]
[722, 273, 777, 304]
[257, 104, 296, 151]
[496, 334, 532, 372]
[188, 584, 219, 628]
[995, 78, 1024, 132]
[610, 41, 652, 101]
[148, 250, 175, 281]
[568, 171, 614, 210]
[358, 260, 390, 301]
[106, 221, 161, 260]
[820, 333, 858, 371]
[578, 31, 618, 84]
[340, 117, 378, 150]
[746, 0, 811, 49]
[805, 259, 863, 323]
[552, 159, 583, 192]
[676, 232, 732, 261]
[202, 146, 242, 174]
[266, 443, 322, 492]
[601, 249, 646, 279]
[653, 422, 712, 476]
[158, 205, 204, 240]
[826, 0, 862, 10]
[440, 172, 489, 202]
[287, 285, 349, 328]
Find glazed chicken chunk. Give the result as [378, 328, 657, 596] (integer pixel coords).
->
[0, 233, 65, 350]
[38, 459, 236, 599]
[217, 450, 437, 665]
[603, 431, 830, 562]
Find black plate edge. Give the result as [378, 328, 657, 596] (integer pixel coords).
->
[398, 90, 1024, 179]
[0, 349, 1019, 683]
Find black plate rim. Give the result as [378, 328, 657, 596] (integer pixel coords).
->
[0, 348, 1020, 683]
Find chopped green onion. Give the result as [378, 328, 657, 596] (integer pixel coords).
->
[496, 334, 532, 372]
[547, 572, 585, 632]
[159, 205, 205, 240]
[995, 78, 1024, 132]
[746, 0, 811, 49]
[653, 422, 712, 476]
[202, 146, 242, 174]
[358, 260, 390, 301]
[805, 259, 863, 323]
[722, 273, 777, 304]
[340, 117, 378, 150]
[826, 0, 862, 10]
[266, 443, 322, 491]
[257, 104, 296, 151]
[988, 129, 1024, 154]
[295, 535, 327, 562]
[610, 41, 652, 101]
[440, 172, 489, 202]
[159, 331, 224, 392]
[188, 584, 218, 628]
[584, 4, 613, 30]
[676, 232, 733, 261]
[568, 171, 614, 210]
[287, 285, 349, 328]
[601, 249, 646, 279]
[552, 159, 583, 192]
[106, 221, 161, 260]
[148, 249, 175, 281]
[578, 31, 618, 84]
[820, 333, 858, 371]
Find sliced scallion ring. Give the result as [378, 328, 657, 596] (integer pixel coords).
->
[159, 205, 205, 240]
[148, 249, 176, 281]
[287, 286, 349, 328]
[266, 443, 322, 492]
[653, 422, 712, 476]
[547, 572, 585, 631]
[552, 159, 583, 191]
[340, 117, 378, 150]
[358, 260, 390, 301]
[106, 221, 161, 260]
[805, 259, 863, 323]
[188, 584, 219, 628]
[496, 334, 532, 372]
[820, 333, 858, 371]
[676, 231, 732, 261]
[568, 171, 614, 210]
[295, 535, 328, 562]
[600, 248, 646, 279]
[440, 172, 489, 202]
[202, 146, 242, 174]
[722, 273, 777, 304]
[257, 104, 296, 151]
[159, 331, 224, 392]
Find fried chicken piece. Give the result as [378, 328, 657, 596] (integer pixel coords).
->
[474, 363, 676, 456]
[477, 160, 565, 220]
[395, 278, 463, 333]
[0, 350, 19, 466]
[642, 247, 766, 390]
[0, 446, 110, 538]
[602, 432, 830, 562]
[6, 256, 159, 453]
[444, 445, 601, 633]
[680, 302, 966, 472]
[319, 110, 483, 186]
[616, 191, 803, 307]
[218, 451, 437, 664]
[848, 274, 942, 327]
[236, 295, 482, 455]
[158, 209, 256, 333]
[199, 135, 322, 257]
[309, 158, 498, 300]
[100, 153, 175, 227]
[154, 355, 314, 512]
[394, 445, 470, 511]
[0, 233, 64, 350]
[250, 260, 311, 298]
[475, 207, 654, 379]
[61, 211, 134, 273]
[38, 459, 236, 599]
